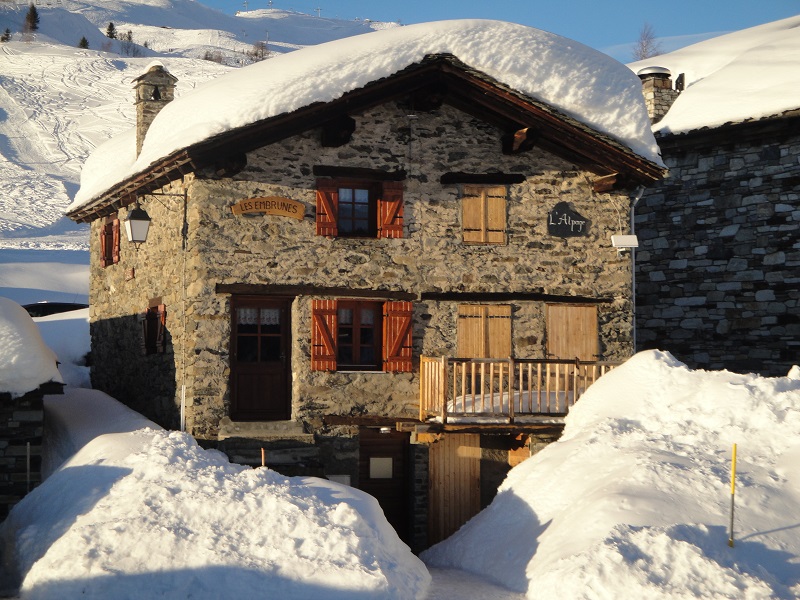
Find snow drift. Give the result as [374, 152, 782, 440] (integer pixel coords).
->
[424, 350, 800, 599]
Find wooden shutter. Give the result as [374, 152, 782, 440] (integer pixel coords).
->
[378, 181, 404, 239]
[311, 299, 338, 371]
[546, 304, 598, 360]
[462, 185, 507, 244]
[99, 223, 110, 268]
[111, 218, 121, 264]
[383, 301, 413, 372]
[457, 304, 511, 358]
[138, 311, 148, 355]
[316, 179, 339, 237]
[154, 304, 167, 354]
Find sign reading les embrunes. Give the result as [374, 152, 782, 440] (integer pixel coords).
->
[231, 197, 305, 220]
[547, 201, 590, 238]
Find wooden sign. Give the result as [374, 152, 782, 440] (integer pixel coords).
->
[231, 197, 305, 220]
[548, 201, 590, 237]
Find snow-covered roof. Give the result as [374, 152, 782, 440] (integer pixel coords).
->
[629, 15, 800, 135]
[0, 297, 62, 397]
[70, 19, 663, 214]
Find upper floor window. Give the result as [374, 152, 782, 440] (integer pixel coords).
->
[316, 178, 404, 239]
[99, 214, 120, 268]
[461, 185, 507, 245]
[140, 303, 166, 355]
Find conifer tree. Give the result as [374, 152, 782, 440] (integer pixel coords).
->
[0, 29, 11, 43]
[78, 36, 89, 48]
[105, 22, 116, 39]
[24, 4, 40, 33]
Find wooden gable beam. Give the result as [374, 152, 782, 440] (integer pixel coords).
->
[501, 127, 537, 154]
[592, 173, 618, 193]
[321, 115, 356, 147]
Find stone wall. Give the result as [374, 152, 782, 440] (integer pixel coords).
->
[0, 382, 62, 520]
[635, 116, 800, 375]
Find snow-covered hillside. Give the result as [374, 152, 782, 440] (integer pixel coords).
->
[0, 1, 396, 251]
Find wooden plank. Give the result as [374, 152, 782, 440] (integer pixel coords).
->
[428, 433, 481, 544]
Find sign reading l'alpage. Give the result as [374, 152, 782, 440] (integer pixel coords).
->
[548, 201, 590, 237]
[231, 197, 305, 220]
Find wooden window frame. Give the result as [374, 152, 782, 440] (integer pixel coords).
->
[99, 214, 120, 268]
[337, 300, 382, 370]
[311, 299, 413, 372]
[316, 178, 404, 239]
[140, 303, 166, 355]
[461, 185, 508, 245]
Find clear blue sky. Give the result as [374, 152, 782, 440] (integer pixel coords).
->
[207, 0, 800, 60]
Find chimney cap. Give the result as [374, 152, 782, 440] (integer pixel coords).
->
[636, 66, 672, 79]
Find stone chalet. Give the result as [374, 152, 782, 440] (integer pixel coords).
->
[67, 23, 664, 550]
[633, 35, 800, 376]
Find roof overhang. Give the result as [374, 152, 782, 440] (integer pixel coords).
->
[67, 55, 667, 223]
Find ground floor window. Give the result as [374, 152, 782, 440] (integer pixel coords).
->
[311, 299, 413, 372]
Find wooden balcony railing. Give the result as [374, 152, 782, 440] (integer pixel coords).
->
[419, 356, 621, 424]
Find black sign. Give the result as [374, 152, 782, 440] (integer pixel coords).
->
[547, 202, 590, 238]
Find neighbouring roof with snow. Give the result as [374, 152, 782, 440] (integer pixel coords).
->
[0, 297, 62, 397]
[69, 19, 664, 217]
[629, 15, 800, 136]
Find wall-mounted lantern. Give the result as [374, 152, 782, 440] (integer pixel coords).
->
[124, 202, 151, 249]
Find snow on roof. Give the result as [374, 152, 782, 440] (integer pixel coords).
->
[71, 19, 662, 212]
[0, 297, 62, 396]
[629, 15, 800, 135]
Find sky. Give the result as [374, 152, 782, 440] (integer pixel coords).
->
[207, 0, 800, 59]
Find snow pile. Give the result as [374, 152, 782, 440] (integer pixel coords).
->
[424, 350, 800, 598]
[33, 308, 90, 388]
[629, 15, 800, 134]
[0, 297, 62, 396]
[73, 19, 662, 210]
[1, 389, 430, 600]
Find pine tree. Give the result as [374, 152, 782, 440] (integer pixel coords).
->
[0, 29, 11, 43]
[24, 4, 40, 33]
[105, 22, 116, 39]
[78, 36, 89, 48]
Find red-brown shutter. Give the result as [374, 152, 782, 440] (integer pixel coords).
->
[138, 311, 148, 355]
[111, 218, 121, 264]
[383, 301, 413, 372]
[155, 304, 167, 353]
[378, 181, 404, 239]
[311, 299, 337, 371]
[316, 179, 339, 237]
[99, 223, 109, 268]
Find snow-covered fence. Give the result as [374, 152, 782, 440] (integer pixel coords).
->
[420, 356, 620, 423]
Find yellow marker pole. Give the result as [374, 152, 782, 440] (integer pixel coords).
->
[728, 443, 737, 547]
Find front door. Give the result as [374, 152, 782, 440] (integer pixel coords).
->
[230, 296, 291, 421]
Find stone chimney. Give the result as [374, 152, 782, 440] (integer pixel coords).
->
[133, 63, 177, 156]
[637, 66, 681, 124]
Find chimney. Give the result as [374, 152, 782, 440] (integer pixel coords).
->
[133, 63, 177, 157]
[637, 66, 680, 124]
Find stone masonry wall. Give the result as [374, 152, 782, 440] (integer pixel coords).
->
[181, 102, 636, 437]
[635, 119, 800, 375]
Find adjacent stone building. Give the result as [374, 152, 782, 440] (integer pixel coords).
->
[67, 22, 664, 548]
[632, 22, 800, 376]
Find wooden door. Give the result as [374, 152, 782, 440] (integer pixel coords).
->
[358, 428, 411, 543]
[545, 304, 599, 360]
[457, 304, 512, 358]
[428, 433, 481, 544]
[230, 297, 291, 421]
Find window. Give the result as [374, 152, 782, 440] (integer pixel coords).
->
[461, 185, 507, 244]
[316, 179, 404, 238]
[311, 299, 413, 372]
[457, 304, 512, 358]
[140, 304, 166, 355]
[99, 215, 120, 267]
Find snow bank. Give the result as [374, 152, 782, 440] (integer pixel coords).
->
[73, 19, 662, 211]
[423, 350, 800, 598]
[2, 390, 430, 599]
[34, 308, 90, 388]
[629, 15, 800, 135]
[0, 297, 62, 396]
